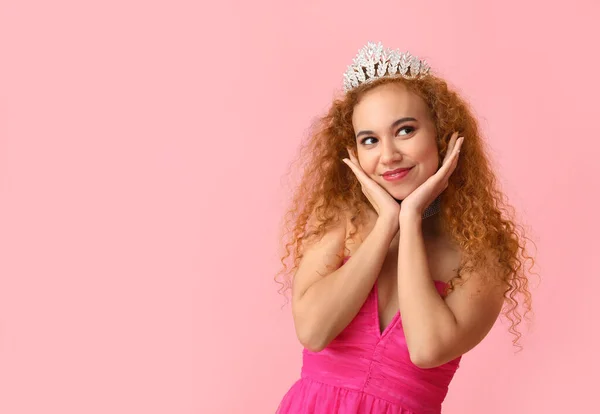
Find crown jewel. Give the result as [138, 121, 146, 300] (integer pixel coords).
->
[343, 41, 431, 93]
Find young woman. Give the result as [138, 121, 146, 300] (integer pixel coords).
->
[274, 41, 535, 414]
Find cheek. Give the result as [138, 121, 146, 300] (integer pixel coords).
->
[362, 160, 379, 175]
[415, 142, 439, 166]
[357, 154, 377, 173]
[430, 149, 441, 170]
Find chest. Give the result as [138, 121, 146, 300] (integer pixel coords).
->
[345, 219, 461, 334]
[375, 246, 459, 332]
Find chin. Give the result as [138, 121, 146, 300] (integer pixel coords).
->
[386, 188, 409, 202]
[383, 183, 417, 201]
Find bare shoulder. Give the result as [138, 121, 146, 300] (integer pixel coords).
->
[341, 208, 379, 256]
[446, 242, 507, 297]
[292, 209, 351, 301]
[407, 228, 464, 286]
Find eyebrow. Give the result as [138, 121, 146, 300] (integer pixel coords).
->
[355, 117, 418, 139]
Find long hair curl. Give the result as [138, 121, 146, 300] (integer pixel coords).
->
[275, 75, 536, 350]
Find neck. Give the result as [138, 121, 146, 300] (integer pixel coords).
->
[422, 212, 444, 238]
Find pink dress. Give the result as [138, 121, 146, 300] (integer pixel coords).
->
[276, 256, 461, 414]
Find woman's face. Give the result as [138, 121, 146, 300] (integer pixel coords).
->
[351, 82, 440, 201]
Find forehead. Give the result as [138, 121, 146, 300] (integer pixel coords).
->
[352, 83, 429, 128]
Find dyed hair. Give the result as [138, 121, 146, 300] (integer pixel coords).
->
[275, 75, 536, 349]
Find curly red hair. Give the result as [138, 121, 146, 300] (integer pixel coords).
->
[275, 75, 536, 350]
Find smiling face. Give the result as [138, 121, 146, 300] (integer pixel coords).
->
[351, 82, 440, 201]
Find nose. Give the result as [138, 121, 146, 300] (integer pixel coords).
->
[379, 138, 402, 166]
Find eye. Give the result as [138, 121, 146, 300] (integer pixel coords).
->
[360, 136, 378, 145]
[359, 126, 415, 146]
[396, 126, 415, 136]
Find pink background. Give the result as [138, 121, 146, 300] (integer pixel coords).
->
[1, 1, 599, 413]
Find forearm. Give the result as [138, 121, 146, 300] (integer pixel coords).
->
[397, 214, 458, 364]
[299, 218, 398, 351]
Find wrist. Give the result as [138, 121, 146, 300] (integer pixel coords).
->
[375, 216, 400, 238]
[399, 211, 423, 226]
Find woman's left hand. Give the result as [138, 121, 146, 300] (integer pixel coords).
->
[399, 132, 464, 221]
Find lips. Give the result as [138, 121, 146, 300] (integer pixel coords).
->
[382, 167, 413, 177]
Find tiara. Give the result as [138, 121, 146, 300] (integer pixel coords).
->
[342, 41, 431, 93]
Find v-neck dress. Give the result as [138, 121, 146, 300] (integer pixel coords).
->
[276, 256, 462, 414]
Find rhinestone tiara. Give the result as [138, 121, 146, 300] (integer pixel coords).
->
[343, 41, 431, 93]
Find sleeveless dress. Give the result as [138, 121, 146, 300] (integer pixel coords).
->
[276, 256, 462, 414]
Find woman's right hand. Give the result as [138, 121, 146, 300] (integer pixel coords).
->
[342, 147, 401, 226]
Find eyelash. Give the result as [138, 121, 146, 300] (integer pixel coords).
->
[360, 126, 415, 145]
